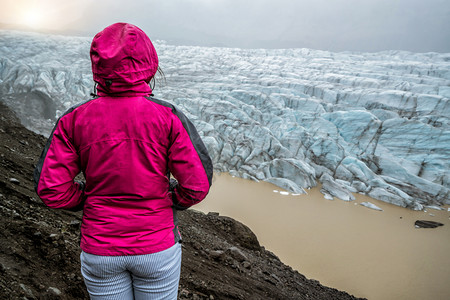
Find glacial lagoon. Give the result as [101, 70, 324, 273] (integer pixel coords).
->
[197, 173, 450, 300]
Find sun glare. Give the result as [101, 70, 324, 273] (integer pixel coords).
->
[21, 9, 44, 28]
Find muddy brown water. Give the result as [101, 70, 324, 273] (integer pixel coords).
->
[196, 173, 450, 300]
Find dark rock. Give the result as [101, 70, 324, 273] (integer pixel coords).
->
[271, 273, 282, 283]
[209, 250, 225, 260]
[227, 246, 248, 262]
[69, 220, 81, 229]
[47, 287, 62, 296]
[19, 283, 34, 298]
[414, 220, 444, 228]
[9, 178, 20, 184]
[242, 261, 252, 269]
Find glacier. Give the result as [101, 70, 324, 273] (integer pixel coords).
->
[1, 30, 449, 209]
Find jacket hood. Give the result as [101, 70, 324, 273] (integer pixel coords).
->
[90, 23, 158, 96]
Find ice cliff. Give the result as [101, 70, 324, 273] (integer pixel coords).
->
[1, 30, 449, 209]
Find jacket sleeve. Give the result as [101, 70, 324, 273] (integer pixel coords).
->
[168, 106, 213, 210]
[34, 113, 85, 210]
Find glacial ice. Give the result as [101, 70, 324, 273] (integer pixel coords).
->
[0, 30, 449, 209]
[360, 202, 383, 211]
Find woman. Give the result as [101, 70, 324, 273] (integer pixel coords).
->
[34, 23, 213, 299]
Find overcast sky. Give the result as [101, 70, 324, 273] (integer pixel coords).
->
[1, 0, 449, 52]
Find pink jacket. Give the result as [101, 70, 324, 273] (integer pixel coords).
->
[34, 23, 213, 256]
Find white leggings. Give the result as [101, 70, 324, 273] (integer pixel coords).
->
[80, 243, 182, 300]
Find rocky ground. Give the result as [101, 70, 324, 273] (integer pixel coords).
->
[0, 101, 365, 299]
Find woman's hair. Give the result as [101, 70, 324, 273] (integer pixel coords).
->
[150, 66, 166, 92]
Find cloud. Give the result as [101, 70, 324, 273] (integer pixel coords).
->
[1, 0, 449, 52]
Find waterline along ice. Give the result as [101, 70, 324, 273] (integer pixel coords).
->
[1, 30, 449, 210]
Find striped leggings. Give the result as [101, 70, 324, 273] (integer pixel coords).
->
[80, 243, 182, 300]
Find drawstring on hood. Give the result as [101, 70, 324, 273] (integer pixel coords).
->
[90, 23, 159, 96]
